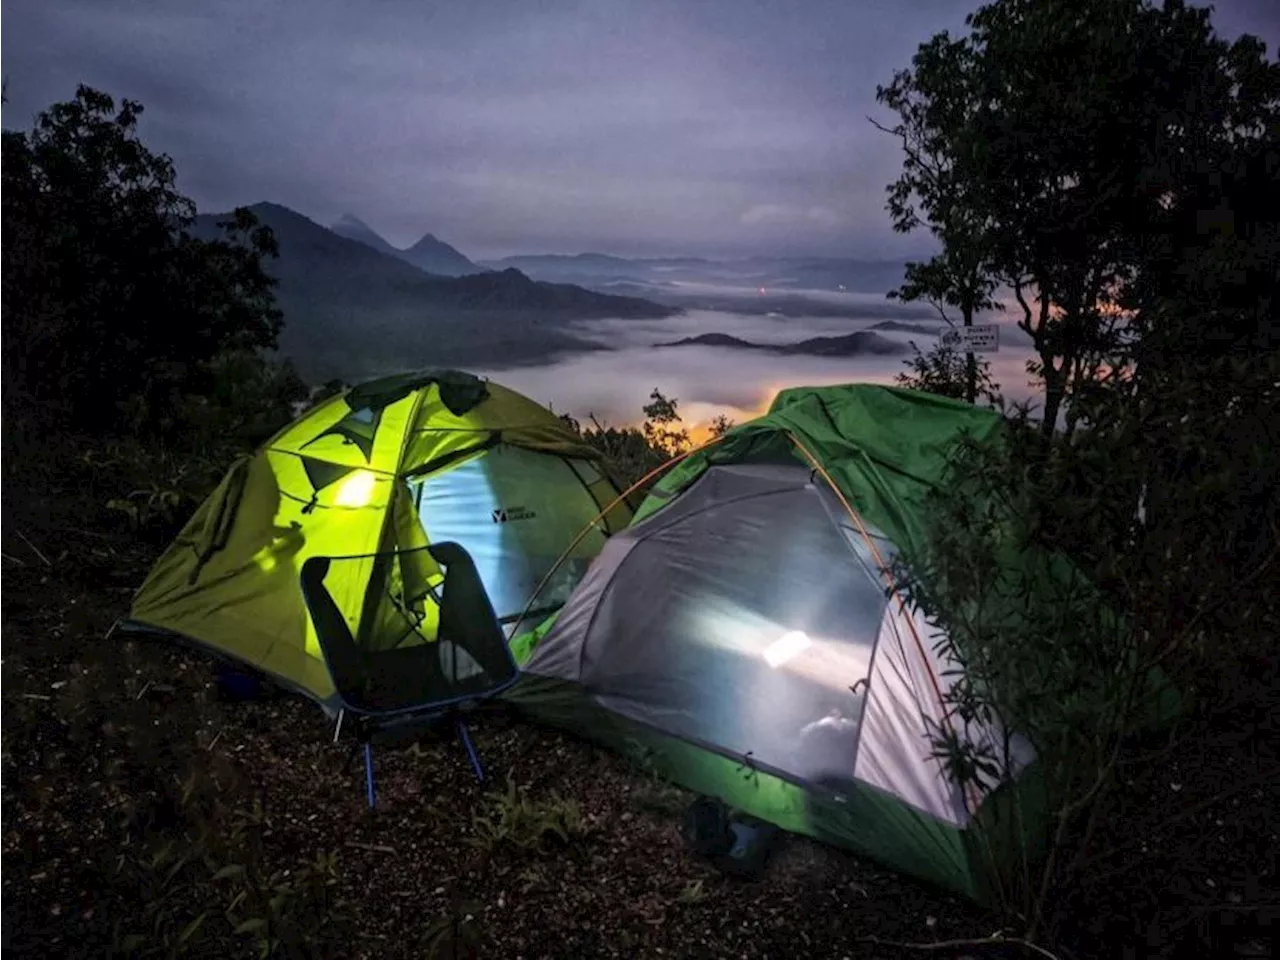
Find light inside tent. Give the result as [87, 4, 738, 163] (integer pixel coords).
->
[334, 470, 377, 508]
[659, 598, 872, 783]
[413, 446, 609, 625]
[567, 465, 898, 787]
[682, 600, 867, 695]
[762, 630, 812, 668]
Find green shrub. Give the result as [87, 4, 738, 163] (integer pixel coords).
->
[111, 765, 350, 958]
[468, 774, 592, 855]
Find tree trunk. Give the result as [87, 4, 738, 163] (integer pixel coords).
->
[1041, 359, 1066, 436]
[963, 304, 977, 404]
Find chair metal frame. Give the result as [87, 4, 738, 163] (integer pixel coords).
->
[300, 541, 519, 808]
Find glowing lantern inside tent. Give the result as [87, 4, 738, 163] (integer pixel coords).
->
[334, 470, 377, 508]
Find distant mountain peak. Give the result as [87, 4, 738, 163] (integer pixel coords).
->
[328, 215, 480, 276]
[334, 212, 377, 231]
[330, 213, 400, 258]
[400, 230, 481, 276]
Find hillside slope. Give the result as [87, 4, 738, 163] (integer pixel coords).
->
[655, 330, 908, 356]
[196, 204, 677, 381]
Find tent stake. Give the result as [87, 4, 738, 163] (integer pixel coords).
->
[364, 742, 376, 810]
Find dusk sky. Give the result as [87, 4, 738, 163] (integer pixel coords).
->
[4, 0, 1277, 259]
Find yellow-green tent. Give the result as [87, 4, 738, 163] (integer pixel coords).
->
[121, 370, 632, 712]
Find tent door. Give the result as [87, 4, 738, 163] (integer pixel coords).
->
[410, 444, 609, 631]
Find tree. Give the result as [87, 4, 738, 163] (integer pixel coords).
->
[571, 390, 696, 490]
[2, 85, 283, 433]
[877, 0, 1276, 435]
[889, 259, 1001, 405]
[880, 3, 1280, 949]
[707, 414, 735, 438]
[641, 388, 690, 459]
[894, 338, 1001, 406]
[875, 39, 1002, 406]
[2, 132, 61, 412]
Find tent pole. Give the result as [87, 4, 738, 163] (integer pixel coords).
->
[509, 434, 727, 636]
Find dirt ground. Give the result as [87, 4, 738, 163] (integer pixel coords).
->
[2, 449, 1275, 959]
[0, 470, 997, 960]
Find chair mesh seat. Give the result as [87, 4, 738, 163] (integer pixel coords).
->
[301, 543, 518, 720]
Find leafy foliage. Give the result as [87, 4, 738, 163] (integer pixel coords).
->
[881, 0, 1280, 950]
[640, 389, 691, 460]
[707, 414, 735, 438]
[110, 765, 350, 959]
[468, 774, 592, 854]
[876, 0, 1279, 433]
[571, 388, 693, 490]
[1, 86, 288, 436]
[171, 349, 309, 444]
[421, 900, 485, 960]
[895, 339, 1001, 406]
[621, 739, 691, 819]
[875, 67, 1003, 405]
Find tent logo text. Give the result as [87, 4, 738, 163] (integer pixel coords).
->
[492, 506, 536, 523]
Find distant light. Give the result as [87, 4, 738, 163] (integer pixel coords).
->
[762, 630, 811, 668]
[334, 470, 377, 508]
[758, 287, 767, 295]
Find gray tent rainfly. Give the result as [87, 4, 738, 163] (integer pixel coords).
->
[505, 385, 1046, 902]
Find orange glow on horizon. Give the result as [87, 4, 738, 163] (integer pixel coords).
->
[621, 378, 898, 447]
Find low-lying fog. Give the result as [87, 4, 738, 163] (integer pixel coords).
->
[477, 282, 1038, 432]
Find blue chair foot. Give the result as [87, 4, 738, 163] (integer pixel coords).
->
[457, 720, 485, 782]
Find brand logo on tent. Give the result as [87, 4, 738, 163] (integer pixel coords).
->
[492, 506, 536, 523]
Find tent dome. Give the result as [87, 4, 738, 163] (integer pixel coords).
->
[123, 369, 631, 711]
[508, 384, 1040, 901]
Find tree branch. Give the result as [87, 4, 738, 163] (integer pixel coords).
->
[856, 933, 1062, 960]
[867, 115, 945, 183]
[925, 298, 955, 327]
[1012, 280, 1037, 341]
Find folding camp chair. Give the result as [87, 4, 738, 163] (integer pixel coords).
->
[299, 542, 519, 809]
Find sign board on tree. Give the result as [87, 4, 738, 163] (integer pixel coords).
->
[940, 324, 1000, 354]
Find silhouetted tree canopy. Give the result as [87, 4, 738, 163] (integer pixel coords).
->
[877, 0, 1279, 433]
[879, 3, 1279, 948]
[2, 85, 285, 433]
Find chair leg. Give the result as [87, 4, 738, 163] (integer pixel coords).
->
[364, 742, 377, 810]
[457, 719, 485, 782]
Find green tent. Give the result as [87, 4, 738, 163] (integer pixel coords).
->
[505, 384, 1045, 902]
[121, 370, 632, 713]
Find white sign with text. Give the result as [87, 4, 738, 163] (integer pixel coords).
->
[940, 324, 1000, 354]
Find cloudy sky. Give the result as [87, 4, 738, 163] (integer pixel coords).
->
[4, 0, 1276, 259]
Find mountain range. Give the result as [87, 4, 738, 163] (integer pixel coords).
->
[654, 331, 909, 357]
[197, 204, 677, 382]
[483, 254, 909, 295]
[330, 214, 481, 276]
